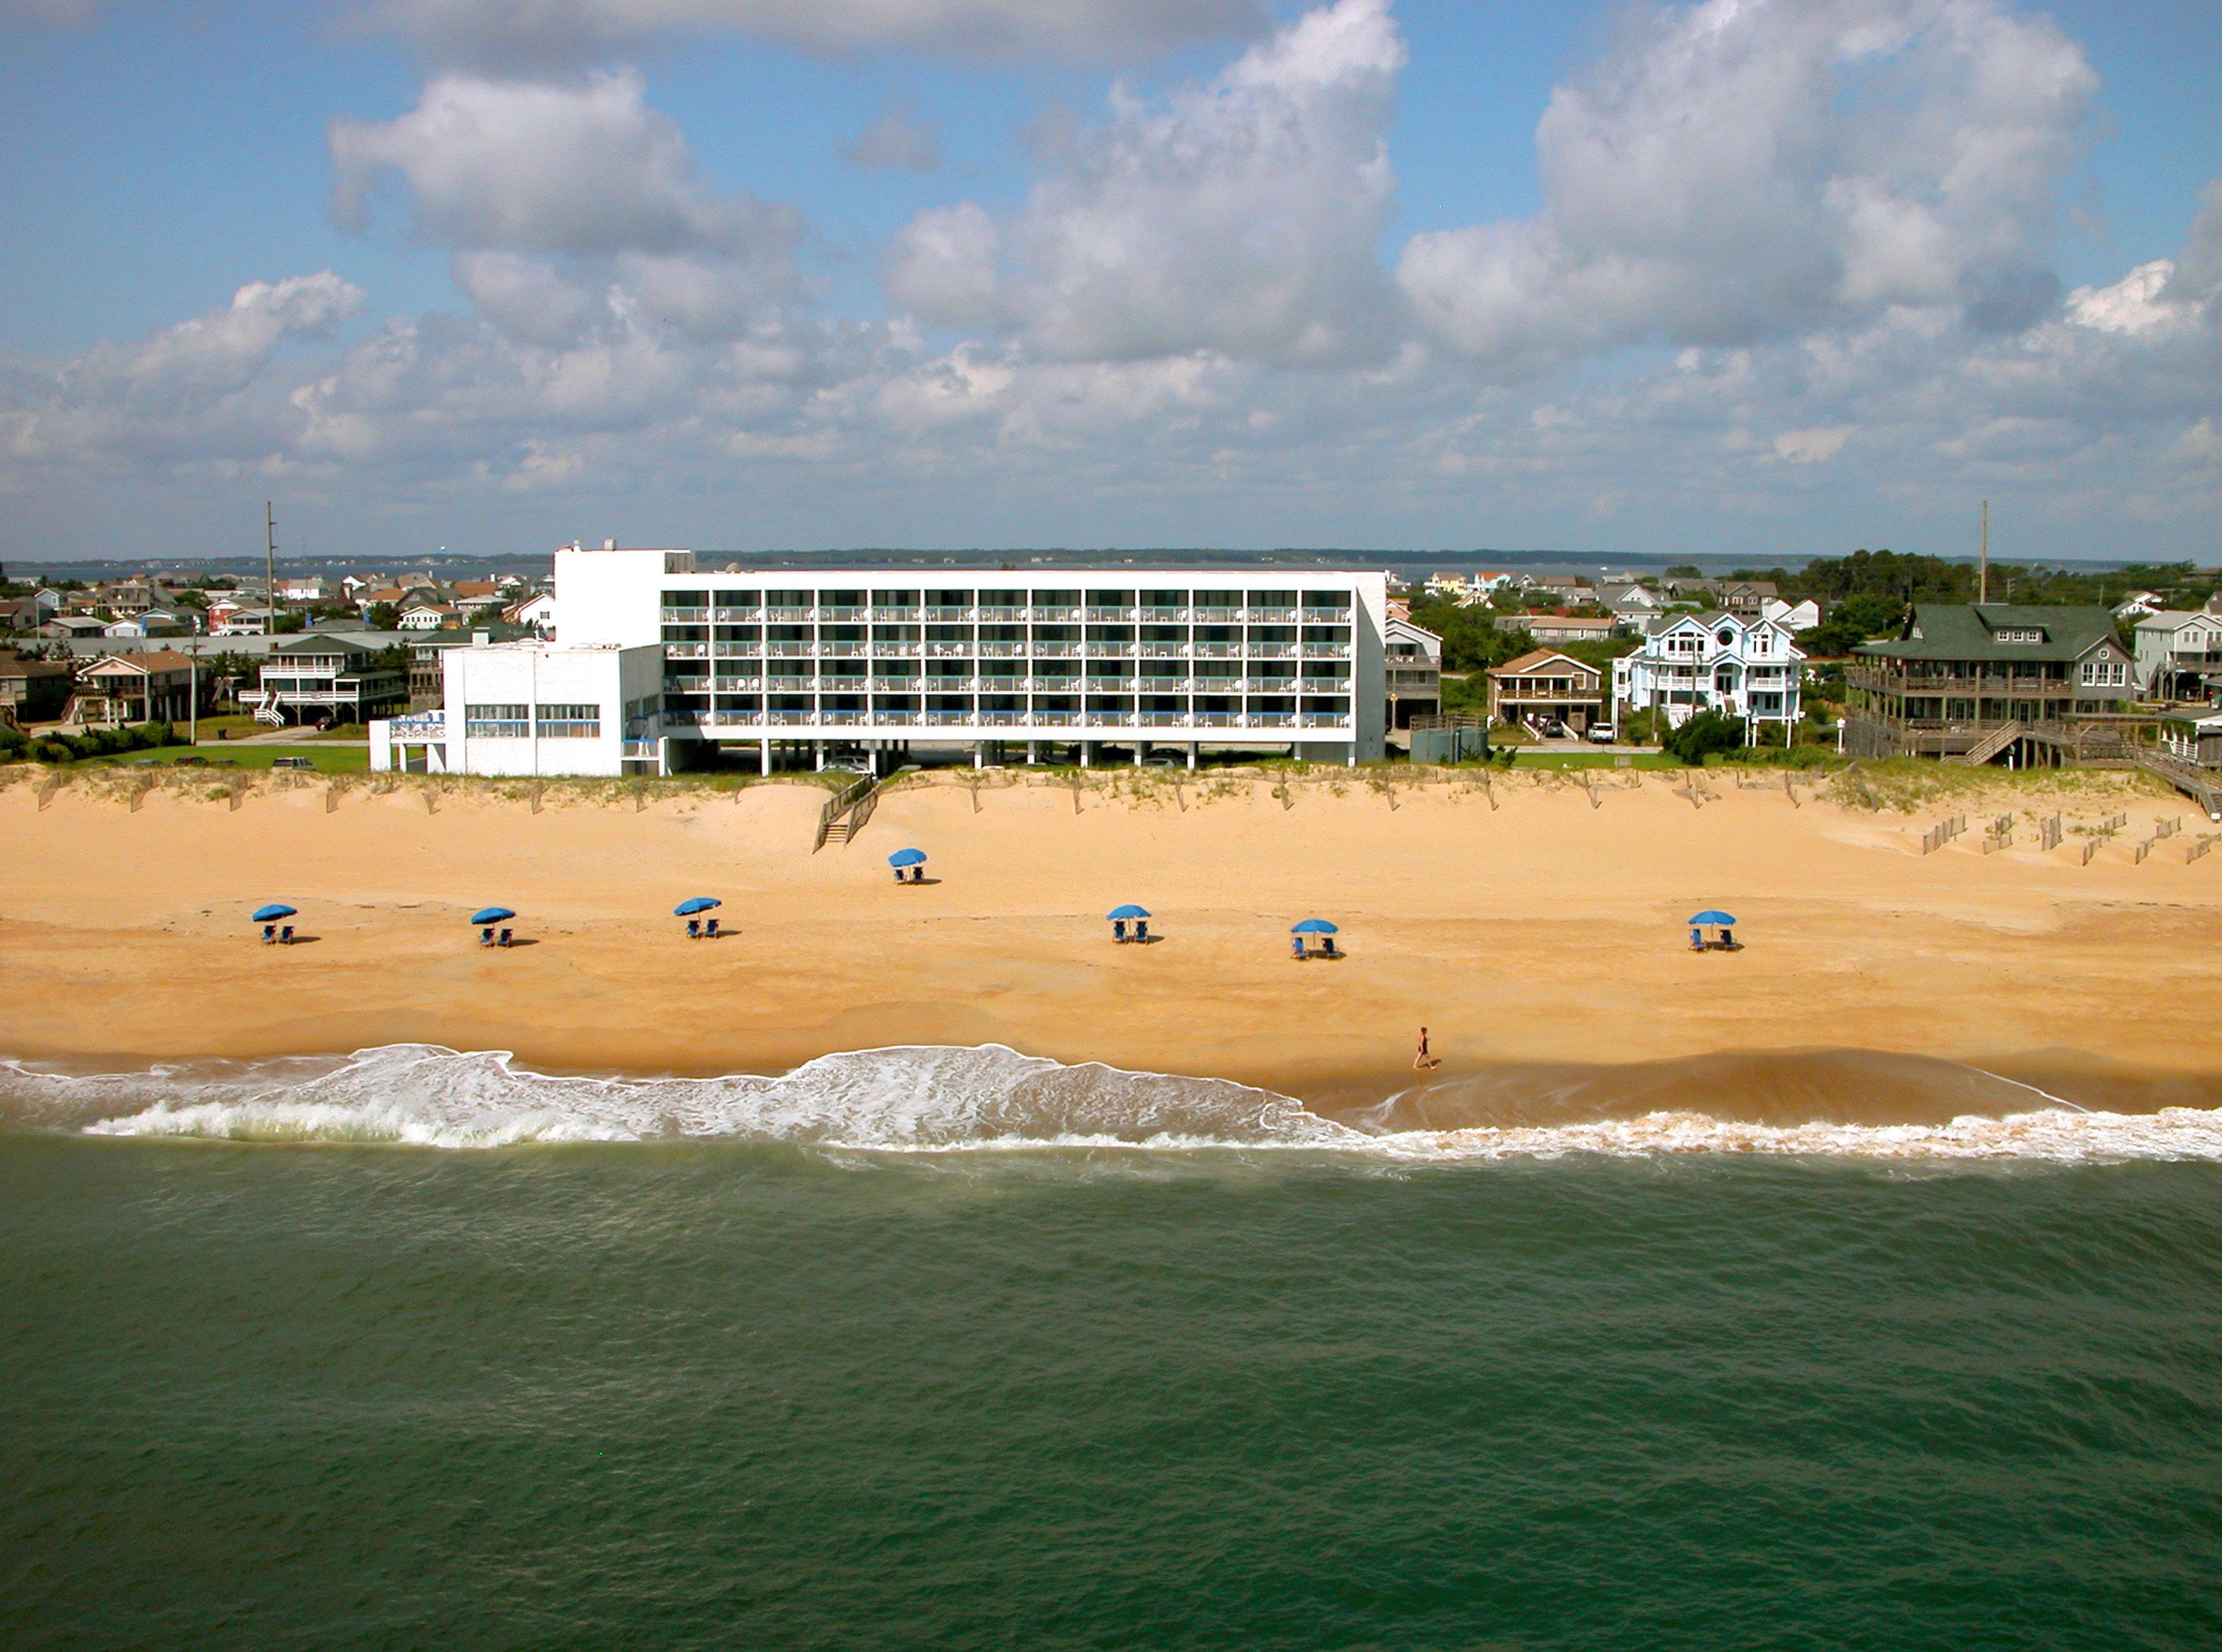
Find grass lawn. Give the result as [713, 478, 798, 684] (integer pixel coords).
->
[90, 744, 370, 775]
[1507, 750, 1682, 771]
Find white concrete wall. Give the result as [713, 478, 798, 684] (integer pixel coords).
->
[439, 642, 661, 776]
[553, 547, 680, 647]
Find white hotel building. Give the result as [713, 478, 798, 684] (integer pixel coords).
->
[380, 546, 1390, 775]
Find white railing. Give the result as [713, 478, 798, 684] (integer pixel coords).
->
[1031, 607, 1081, 622]
[876, 711, 921, 726]
[819, 711, 868, 726]
[924, 711, 973, 726]
[1193, 643, 1241, 658]
[1138, 608, 1189, 623]
[1034, 642, 1081, 658]
[1194, 712, 1240, 727]
[819, 642, 866, 658]
[660, 607, 710, 623]
[1249, 712, 1296, 727]
[1139, 712, 1191, 727]
[867, 677, 921, 692]
[819, 608, 866, 623]
[1140, 642, 1190, 658]
[766, 607, 813, 622]
[872, 642, 921, 657]
[1034, 711, 1079, 726]
[976, 606, 1025, 623]
[1086, 643, 1138, 658]
[764, 642, 812, 657]
[977, 711, 1026, 726]
[768, 711, 814, 726]
[1301, 643, 1352, 658]
[665, 642, 709, 660]
[977, 642, 1025, 657]
[924, 607, 973, 622]
[1249, 643, 1297, 658]
[1085, 607, 1135, 622]
[870, 607, 919, 622]
[1245, 608, 1298, 623]
[1300, 714, 1353, 729]
[712, 675, 764, 691]
[712, 607, 760, 623]
[926, 643, 972, 658]
[712, 642, 760, 658]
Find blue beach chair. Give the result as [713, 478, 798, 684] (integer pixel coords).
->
[686, 918, 701, 940]
[480, 926, 496, 947]
[1112, 919, 1127, 943]
[498, 928, 514, 947]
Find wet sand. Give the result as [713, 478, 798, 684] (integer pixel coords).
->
[4, 766, 2220, 1115]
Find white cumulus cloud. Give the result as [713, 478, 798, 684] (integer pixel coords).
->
[889, 0, 1404, 367]
[1399, 0, 2096, 373]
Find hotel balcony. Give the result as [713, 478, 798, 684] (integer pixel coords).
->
[1085, 643, 1138, 659]
[711, 675, 766, 691]
[1139, 642, 1190, 658]
[1084, 606, 1135, 622]
[1032, 642, 1082, 657]
[665, 641, 711, 660]
[711, 606, 761, 623]
[977, 642, 1026, 657]
[924, 606, 973, 622]
[1138, 712, 1193, 727]
[819, 642, 867, 658]
[1138, 607, 1189, 623]
[1030, 606, 1082, 622]
[1247, 642, 1297, 658]
[1245, 607, 1298, 623]
[1301, 643, 1353, 658]
[766, 606, 813, 622]
[659, 606, 710, 623]
[712, 642, 761, 658]
[925, 642, 972, 658]
[866, 676, 924, 693]
[819, 606, 866, 623]
[870, 606, 919, 622]
[1299, 714, 1353, 729]
[1248, 711, 1296, 727]
[871, 641, 921, 657]
[1033, 711, 1080, 726]
[621, 739, 660, 759]
[763, 641, 814, 658]
[976, 606, 1026, 623]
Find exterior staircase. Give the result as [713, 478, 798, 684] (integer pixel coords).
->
[1952, 721, 2024, 766]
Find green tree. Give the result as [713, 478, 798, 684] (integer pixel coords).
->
[365, 602, 400, 631]
[1662, 709, 1748, 764]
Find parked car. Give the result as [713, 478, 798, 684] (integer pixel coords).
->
[173, 753, 207, 767]
[271, 756, 315, 770]
[1586, 724, 1617, 744]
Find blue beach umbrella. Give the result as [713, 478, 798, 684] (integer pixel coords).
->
[251, 903, 297, 923]
[1107, 904, 1150, 921]
[1291, 918, 1339, 935]
[469, 907, 517, 926]
[674, 897, 722, 917]
[1688, 910, 1738, 927]
[888, 848, 928, 869]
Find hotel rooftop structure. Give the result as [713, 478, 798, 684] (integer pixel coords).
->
[551, 546, 1390, 771]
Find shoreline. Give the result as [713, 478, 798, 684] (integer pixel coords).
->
[7, 766, 2222, 1108]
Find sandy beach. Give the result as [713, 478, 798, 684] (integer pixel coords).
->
[5, 763, 2222, 1108]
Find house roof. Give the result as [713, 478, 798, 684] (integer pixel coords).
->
[1857, 604, 2121, 664]
[2133, 609, 2222, 634]
[1491, 648, 1603, 679]
[271, 632, 380, 655]
[79, 650, 193, 676]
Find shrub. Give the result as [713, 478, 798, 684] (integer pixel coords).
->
[1661, 710, 1748, 766]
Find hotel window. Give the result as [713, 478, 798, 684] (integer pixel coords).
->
[535, 703, 601, 738]
[465, 703, 529, 738]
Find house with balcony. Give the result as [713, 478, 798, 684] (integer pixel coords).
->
[1384, 617, 1441, 727]
[252, 635, 406, 727]
[1489, 650, 1605, 734]
[2132, 608, 2222, 700]
[1614, 612, 1805, 731]
[70, 651, 196, 728]
[1842, 605, 2133, 760]
[1, 654, 74, 726]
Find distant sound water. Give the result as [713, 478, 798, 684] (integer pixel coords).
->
[3, 1046, 2220, 1649]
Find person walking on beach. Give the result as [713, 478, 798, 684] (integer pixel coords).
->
[1414, 1026, 1440, 1072]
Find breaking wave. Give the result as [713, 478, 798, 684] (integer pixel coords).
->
[3, 1044, 2221, 1163]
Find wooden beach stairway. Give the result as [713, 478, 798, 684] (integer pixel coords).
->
[815, 773, 880, 851]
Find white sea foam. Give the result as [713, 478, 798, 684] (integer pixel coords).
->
[2, 1044, 2220, 1162]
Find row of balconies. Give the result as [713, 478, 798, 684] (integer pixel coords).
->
[665, 709, 1354, 731]
[661, 604, 1344, 625]
[664, 639, 1352, 662]
[672, 675, 1342, 694]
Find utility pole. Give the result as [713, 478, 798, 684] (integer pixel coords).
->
[1978, 500, 1989, 605]
[264, 502, 277, 634]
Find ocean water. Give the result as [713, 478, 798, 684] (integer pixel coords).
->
[3, 1047, 2221, 1650]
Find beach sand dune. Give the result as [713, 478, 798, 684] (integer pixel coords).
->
[5, 768, 2219, 1110]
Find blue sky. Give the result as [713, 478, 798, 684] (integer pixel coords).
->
[1, 0, 2217, 563]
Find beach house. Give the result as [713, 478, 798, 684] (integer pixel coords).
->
[1488, 650, 1606, 734]
[70, 651, 195, 728]
[1384, 617, 1442, 727]
[2132, 608, 2222, 700]
[1842, 604, 2134, 760]
[251, 635, 407, 727]
[1613, 613, 1805, 730]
